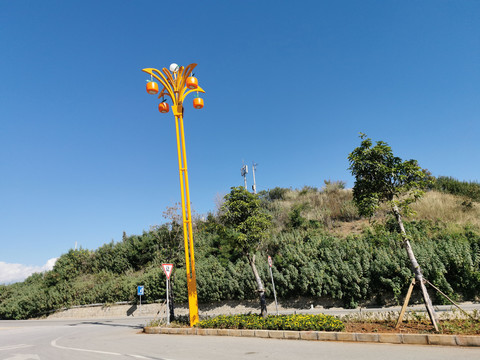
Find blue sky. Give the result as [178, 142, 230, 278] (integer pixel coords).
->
[1, 1, 479, 282]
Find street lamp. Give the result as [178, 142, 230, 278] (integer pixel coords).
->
[142, 63, 205, 326]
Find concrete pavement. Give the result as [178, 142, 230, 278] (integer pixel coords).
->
[1, 318, 479, 359]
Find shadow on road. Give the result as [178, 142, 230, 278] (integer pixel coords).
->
[68, 320, 144, 329]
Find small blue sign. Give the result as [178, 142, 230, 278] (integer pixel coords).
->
[137, 285, 144, 296]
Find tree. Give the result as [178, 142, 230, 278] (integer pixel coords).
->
[220, 186, 272, 318]
[348, 133, 439, 330]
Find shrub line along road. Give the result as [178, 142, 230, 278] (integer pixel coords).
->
[1, 317, 479, 360]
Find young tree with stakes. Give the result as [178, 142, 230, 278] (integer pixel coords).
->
[221, 186, 272, 318]
[348, 134, 439, 331]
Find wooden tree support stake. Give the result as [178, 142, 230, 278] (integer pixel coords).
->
[424, 278, 475, 320]
[395, 278, 416, 329]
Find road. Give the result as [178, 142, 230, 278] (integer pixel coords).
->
[0, 317, 478, 360]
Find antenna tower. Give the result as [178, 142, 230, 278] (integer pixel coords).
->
[252, 162, 258, 194]
[241, 163, 248, 190]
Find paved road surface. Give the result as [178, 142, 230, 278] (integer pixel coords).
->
[0, 317, 479, 360]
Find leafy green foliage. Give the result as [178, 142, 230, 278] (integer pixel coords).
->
[48, 249, 93, 283]
[220, 186, 273, 317]
[197, 313, 345, 332]
[287, 203, 308, 229]
[348, 133, 432, 217]
[433, 176, 480, 202]
[220, 187, 272, 255]
[258, 187, 290, 202]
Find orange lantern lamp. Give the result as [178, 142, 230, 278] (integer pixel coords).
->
[186, 76, 198, 90]
[193, 97, 204, 109]
[146, 81, 159, 95]
[158, 102, 170, 113]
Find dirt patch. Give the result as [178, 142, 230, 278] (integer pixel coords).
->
[346, 322, 433, 334]
[346, 320, 480, 335]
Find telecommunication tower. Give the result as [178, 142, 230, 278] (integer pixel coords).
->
[241, 164, 248, 190]
[252, 162, 258, 194]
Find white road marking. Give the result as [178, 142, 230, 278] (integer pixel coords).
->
[0, 344, 33, 351]
[51, 338, 122, 355]
[4, 355, 40, 360]
[51, 337, 173, 359]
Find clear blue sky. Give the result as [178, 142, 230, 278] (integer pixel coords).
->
[1, 1, 479, 280]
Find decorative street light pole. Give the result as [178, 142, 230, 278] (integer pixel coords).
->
[142, 63, 205, 326]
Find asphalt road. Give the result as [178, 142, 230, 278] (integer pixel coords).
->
[0, 317, 479, 360]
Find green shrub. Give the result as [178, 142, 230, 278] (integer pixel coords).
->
[260, 187, 290, 201]
[287, 204, 308, 229]
[433, 176, 480, 202]
[197, 313, 344, 331]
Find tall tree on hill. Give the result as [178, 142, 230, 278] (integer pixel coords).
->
[348, 133, 439, 331]
[221, 186, 272, 318]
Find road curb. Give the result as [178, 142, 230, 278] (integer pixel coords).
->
[143, 327, 480, 347]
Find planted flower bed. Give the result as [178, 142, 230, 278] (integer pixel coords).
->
[197, 314, 345, 332]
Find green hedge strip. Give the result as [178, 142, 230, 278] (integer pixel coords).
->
[198, 314, 345, 332]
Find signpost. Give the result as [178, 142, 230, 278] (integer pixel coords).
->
[267, 256, 279, 315]
[162, 264, 174, 324]
[137, 285, 144, 311]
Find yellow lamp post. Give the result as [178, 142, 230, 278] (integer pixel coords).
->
[142, 63, 205, 326]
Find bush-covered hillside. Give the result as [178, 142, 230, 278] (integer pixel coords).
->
[432, 176, 480, 203]
[1, 178, 480, 320]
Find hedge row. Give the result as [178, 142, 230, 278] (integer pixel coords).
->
[1, 220, 479, 319]
[197, 313, 345, 331]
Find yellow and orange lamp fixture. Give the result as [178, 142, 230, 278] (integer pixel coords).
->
[143, 63, 205, 327]
[146, 78, 159, 95]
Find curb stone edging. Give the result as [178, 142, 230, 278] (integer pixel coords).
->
[401, 333, 428, 345]
[143, 327, 480, 347]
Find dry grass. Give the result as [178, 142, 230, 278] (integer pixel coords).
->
[266, 186, 360, 232]
[266, 187, 480, 234]
[412, 191, 480, 228]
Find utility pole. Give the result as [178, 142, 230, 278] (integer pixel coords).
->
[251, 162, 258, 194]
[241, 164, 248, 190]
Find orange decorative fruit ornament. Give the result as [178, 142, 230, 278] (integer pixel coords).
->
[146, 81, 159, 95]
[158, 102, 170, 113]
[193, 97, 204, 109]
[186, 76, 198, 90]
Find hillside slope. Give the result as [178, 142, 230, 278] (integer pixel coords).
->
[1, 180, 480, 320]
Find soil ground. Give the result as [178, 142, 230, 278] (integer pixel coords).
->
[346, 321, 436, 334]
[346, 320, 480, 335]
